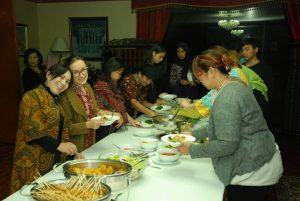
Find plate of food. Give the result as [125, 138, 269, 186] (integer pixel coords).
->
[140, 119, 154, 128]
[150, 105, 171, 113]
[161, 134, 196, 147]
[91, 115, 120, 126]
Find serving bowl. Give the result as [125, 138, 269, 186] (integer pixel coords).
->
[139, 138, 158, 150]
[152, 114, 186, 131]
[63, 159, 132, 192]
[157, 148, 180, 163]
[159, 93, 177, 101]
[99, 152, 148, 180]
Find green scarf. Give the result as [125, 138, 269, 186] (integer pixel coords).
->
[241, 65, 268, 102]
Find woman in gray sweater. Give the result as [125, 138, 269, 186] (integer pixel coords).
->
[177, 49, 283, 201]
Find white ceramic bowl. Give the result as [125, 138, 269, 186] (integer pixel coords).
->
[159, 94, 177, 100]
[140, 138, 158, 150]
[157, 148, 179, 163]
[133, 129, 154, 137]
[119, 144, 137, 153]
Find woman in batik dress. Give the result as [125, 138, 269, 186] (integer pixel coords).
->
[11, 64, 80, 193]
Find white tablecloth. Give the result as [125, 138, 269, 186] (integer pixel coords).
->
[4, 125, 224, 201]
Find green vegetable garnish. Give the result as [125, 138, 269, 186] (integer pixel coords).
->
[156, 105, 163, 110]
[145, 120, 153, 124]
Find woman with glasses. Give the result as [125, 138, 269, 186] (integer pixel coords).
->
[93, 57, 140, 141]
[59, 56, 123, 152]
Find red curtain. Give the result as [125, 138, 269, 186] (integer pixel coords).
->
[285, 1, 300, 40]
[137, 8, 171, 41]
[133, 0, 273, 42]
[132, 0, 271, 10]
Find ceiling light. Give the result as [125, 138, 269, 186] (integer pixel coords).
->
[231, 29, 245, 36]
[218, 15, 240, 30]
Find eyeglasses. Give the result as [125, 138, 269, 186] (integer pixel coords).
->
[72, 67, 88, 77]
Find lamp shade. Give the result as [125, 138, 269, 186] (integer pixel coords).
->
[51, 37, 69, 52]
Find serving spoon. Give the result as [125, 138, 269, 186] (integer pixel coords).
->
[170, 105, 182, 121]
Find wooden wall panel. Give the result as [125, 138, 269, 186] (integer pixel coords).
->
[0, 1, 20, 144]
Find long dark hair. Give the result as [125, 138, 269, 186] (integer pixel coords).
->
[24, 48, 44, 68]
[142, 43, 166, 65]
[99, 57, 124, 93]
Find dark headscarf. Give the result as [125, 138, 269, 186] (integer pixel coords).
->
[175, 42, 192, 79]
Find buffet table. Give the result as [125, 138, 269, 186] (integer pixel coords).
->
[4, 125, 224, 201]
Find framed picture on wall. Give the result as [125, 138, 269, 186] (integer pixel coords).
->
[69, 17, 108, 60]
[16, 23, 28, 56]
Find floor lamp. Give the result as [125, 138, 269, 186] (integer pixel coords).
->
[51, 37, 70, 64]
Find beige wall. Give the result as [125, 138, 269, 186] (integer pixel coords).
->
[15, 0, 136, 61]
[15, 0, 40, 49]
[15, 0, 136, 92]
[37, 1, 136, 59]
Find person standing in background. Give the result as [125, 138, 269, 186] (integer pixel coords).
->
[240, 38, 273, 128]
[169, 42, 204, 100]
[22, 48, 46, 92]
[138, 44, 167, 103]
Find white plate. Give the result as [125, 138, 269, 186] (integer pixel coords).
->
[91, 115, 120, 126]
[140, 120, 154, 128]
[133, 130, 154, 137]
[139, 146, 157, 152]
[159, 94, 177, 100]
[161, 134, 196, 147]
[150, 105, 171, 113]
[151, 155, 180, 166]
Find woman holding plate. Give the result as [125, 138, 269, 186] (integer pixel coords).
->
[93, 57, 140, 140]
[59, 56, 123, 152]
[177, 49, 282, 201]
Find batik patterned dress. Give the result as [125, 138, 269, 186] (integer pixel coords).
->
[10, 85, 69, 193]
[93, 80, 129, 123]
[120, 74, 148, 118]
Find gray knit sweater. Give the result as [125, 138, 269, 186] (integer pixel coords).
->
[189, 81, 276, 186]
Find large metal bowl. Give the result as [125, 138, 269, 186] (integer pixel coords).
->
[152, 114, 186, 131]
[63, 159, 132, 192]
[30, 179, 111, 201]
